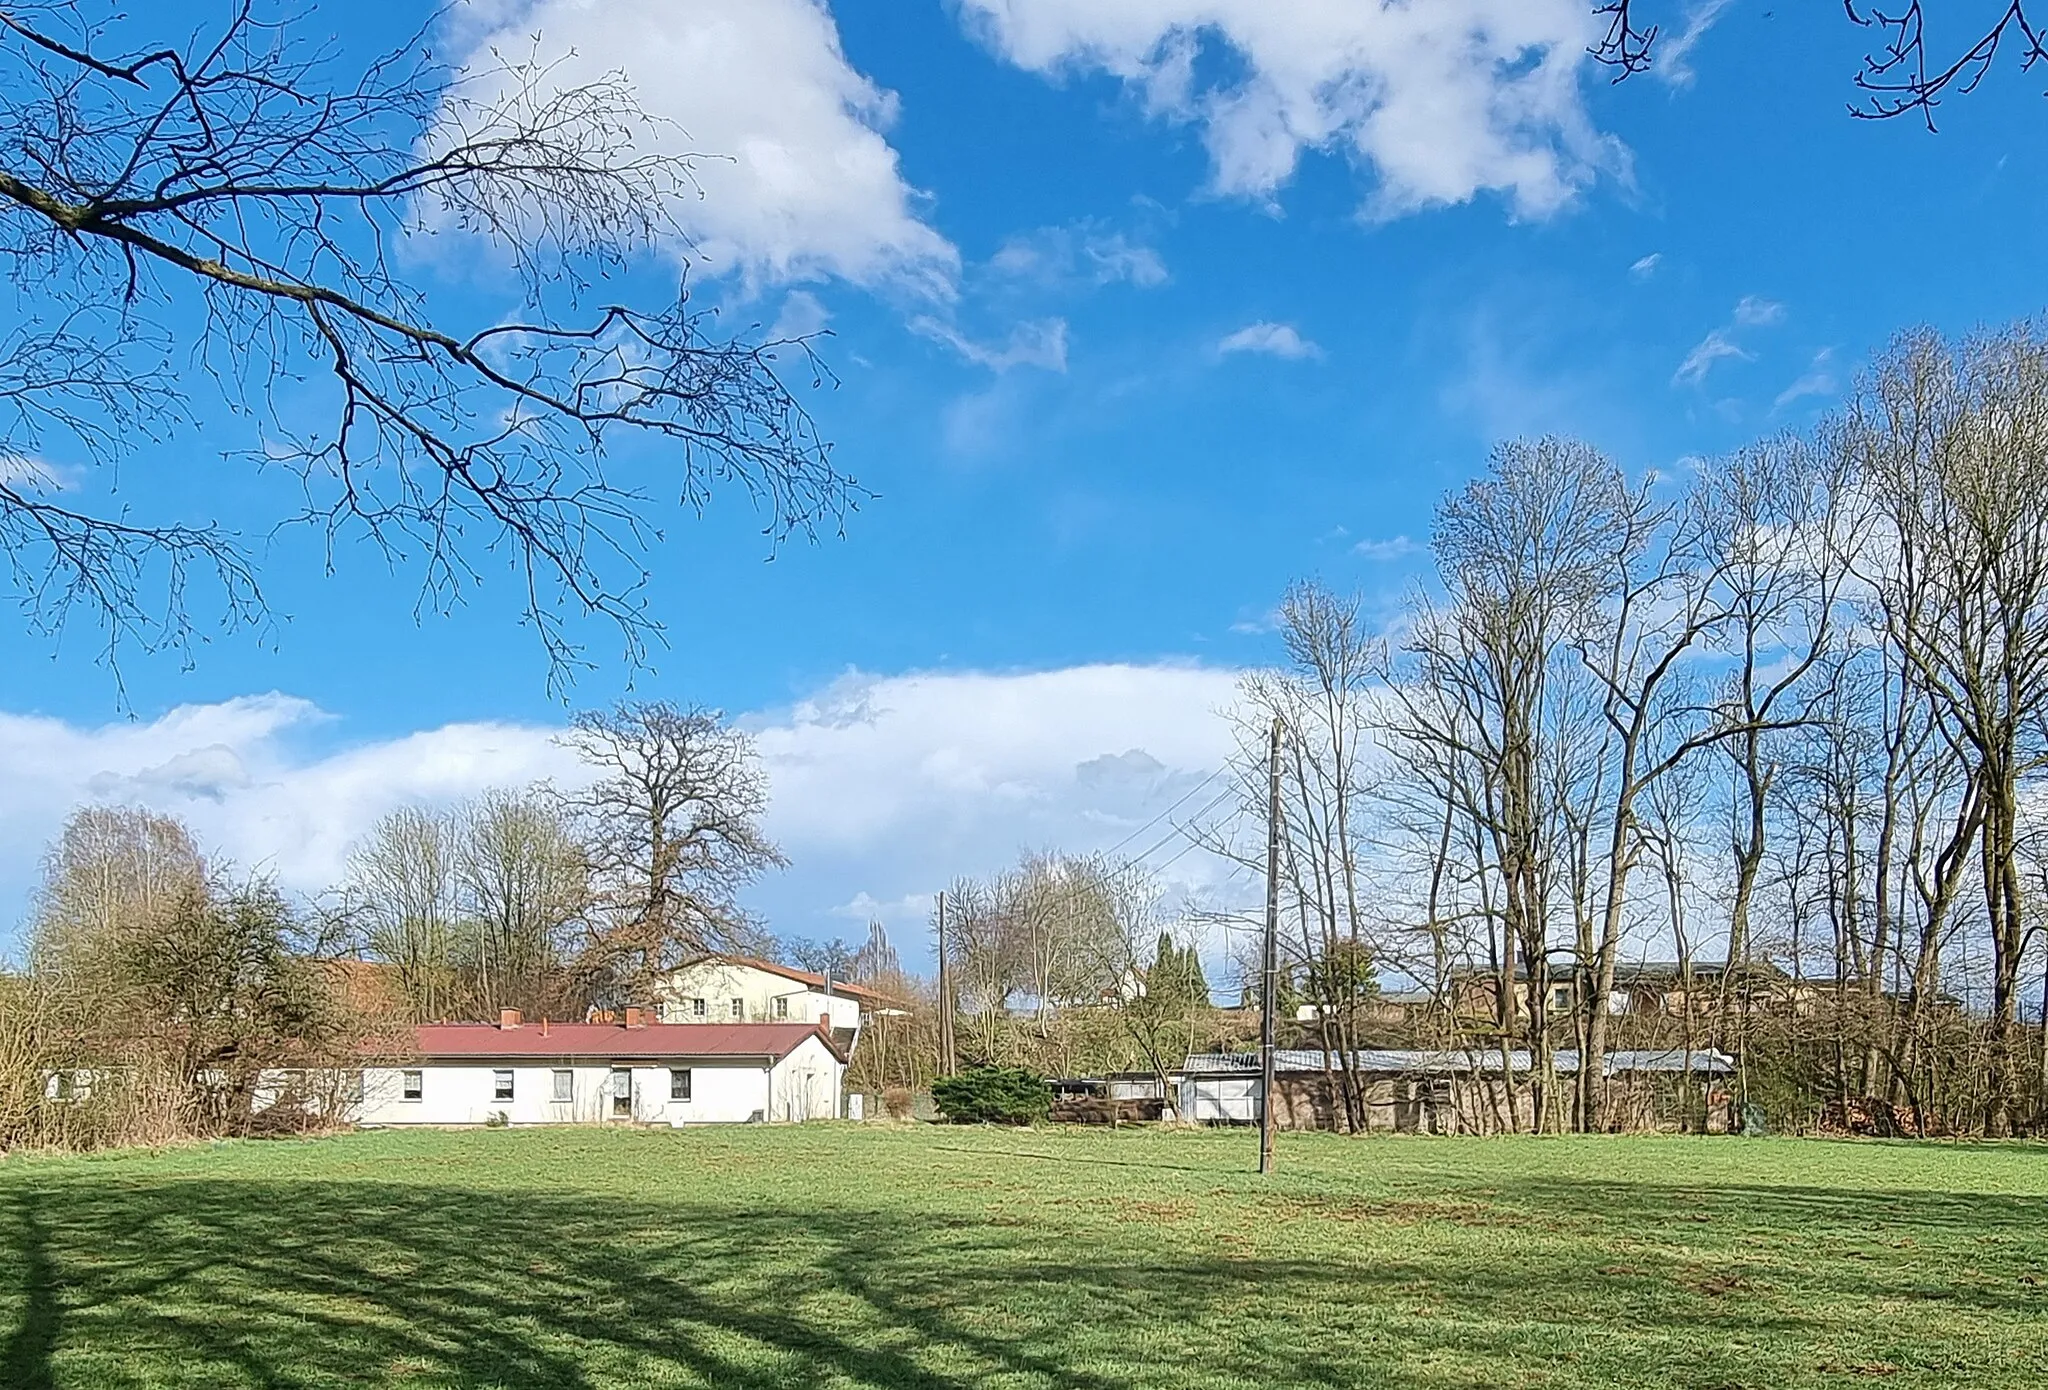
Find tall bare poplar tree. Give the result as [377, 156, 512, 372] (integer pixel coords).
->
[1850, 323, 2048, 1133]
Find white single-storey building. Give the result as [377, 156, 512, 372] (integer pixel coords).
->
[349, 1012, 849, 1127]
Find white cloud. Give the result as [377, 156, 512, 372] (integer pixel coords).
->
[989, 225, 1170, 289]
[911, 315, 1070, 372]
[770, 290, 832, 341]
[1656, 0, 1735, 88]
[1353, 535, 1421, 561]
[0, 696, 583, 937]
[1773, 348, 1839, 411]
[1732, 295, 1786, 328]
[1218, 321, 1321, 360]
[1673, 296, 1787, 387]
[442, 0, 957, 291]
[1629, 252, 1662, 279]
[0, 453, 73, 491]
[0, 666, 1252, 964]
[955, 0, 1619, 218]
[1673, 329, 1750, 386]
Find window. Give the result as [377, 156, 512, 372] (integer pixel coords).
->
[493, 1069, 515, 1102]
[670, 1068, 692, 1102]
[691, 996, 708, 1018]
[731, 997, 745, 1021]
[551, 1069, 573, 1103]
[772, 996, 788, 1020]
[401, 1070, 423, 1102]
[1549, 984, 1573, 1013]
[610, 1068, 633, 1117]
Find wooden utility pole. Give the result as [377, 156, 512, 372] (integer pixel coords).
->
[936, 891, 958, 1077]
[1260, 717, 1282, 1175]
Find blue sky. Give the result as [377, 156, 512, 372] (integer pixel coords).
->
[3, 0, 2045, 967]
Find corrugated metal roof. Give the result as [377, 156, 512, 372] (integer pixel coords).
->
[1182, 1048, 1734, 1077]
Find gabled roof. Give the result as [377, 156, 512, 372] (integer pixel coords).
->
[401, 1021, 848, 1065]
[670, 954, 899, 1007]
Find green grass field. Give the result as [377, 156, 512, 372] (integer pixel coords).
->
[3, 1126, 2044, 1389]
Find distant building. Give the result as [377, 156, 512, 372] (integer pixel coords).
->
[1175, 1047, 1737, 1134]
[651, 956, 902, 1064]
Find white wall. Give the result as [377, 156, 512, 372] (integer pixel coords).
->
[349, 1058, 783, 1126]
[767, 1035, 844, 1122]
[655, 961, 863, 1031]
[322, 1040, 846, 1127]
[1181, 1075, 1259, 1123]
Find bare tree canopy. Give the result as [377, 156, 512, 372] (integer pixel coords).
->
[0, 2, 850, 680]
[1595, 2, 2046, 125]
[559, 701, 783, 999]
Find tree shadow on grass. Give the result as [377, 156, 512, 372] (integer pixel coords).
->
[0, 1164, 2044, 1389]
[0, 1194, 55, 1390]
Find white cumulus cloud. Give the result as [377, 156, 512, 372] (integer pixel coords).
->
[1218, 321, 1321, 360]
[0, 666, 1253, 967]
[955, 0, 1619, 218]
[443, 0, 957, 291]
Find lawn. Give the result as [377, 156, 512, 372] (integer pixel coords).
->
[2, 1126, 2044, 1389]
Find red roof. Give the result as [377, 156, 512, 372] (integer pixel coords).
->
[404, 1022, 846, 1064]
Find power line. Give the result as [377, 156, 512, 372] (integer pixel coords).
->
[1118, 786, 1237, 870]
[1101, 765, 1229, 859]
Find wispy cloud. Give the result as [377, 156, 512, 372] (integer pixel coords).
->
[990, 224, 1168, 290]
[1673, 295, 1786, 387]
[1673, 329, 1751, 386]
[1353, 535, 1422, 562]
[1773, 348, 1839, 411]
[1657, 0, 1736, 88]
[1629, 252, 1662, 280]
[0, 454, 72, 491]
[1217, 321, 1321, 361]
[1732, 295, 1786, 328]
[911, 316, 1069, 372]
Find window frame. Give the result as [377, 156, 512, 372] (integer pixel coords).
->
[551, 1068, 573, 1103]
[670, 1067, 692, 1102]
[610, 1067, 633, 1118]
[772, 996, 788, 1020]
[400, 1069, 423, 1102]
[731, 996, 745, 1021]
[690, 996, 707, 1018]
[493, 1068, 515, 1103]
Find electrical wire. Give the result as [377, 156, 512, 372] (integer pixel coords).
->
[1099, 764, 1229, 859]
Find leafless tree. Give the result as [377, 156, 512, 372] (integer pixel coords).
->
[454, 787, 589, 1017]
[559, 701, 783, 1002]
[1847, 323, 2048, 1132]
[0, 3, 848, 682]
[1227, 581, 1386, 1130]
[344, 805, 459, 1022]
[1396, 438, 1633, 1131]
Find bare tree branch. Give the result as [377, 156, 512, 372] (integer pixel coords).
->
[0, 2, 853, 687]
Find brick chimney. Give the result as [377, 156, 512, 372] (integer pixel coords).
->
[623, 1006, 645, 1029]
[499, 1008, 522, 1029]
